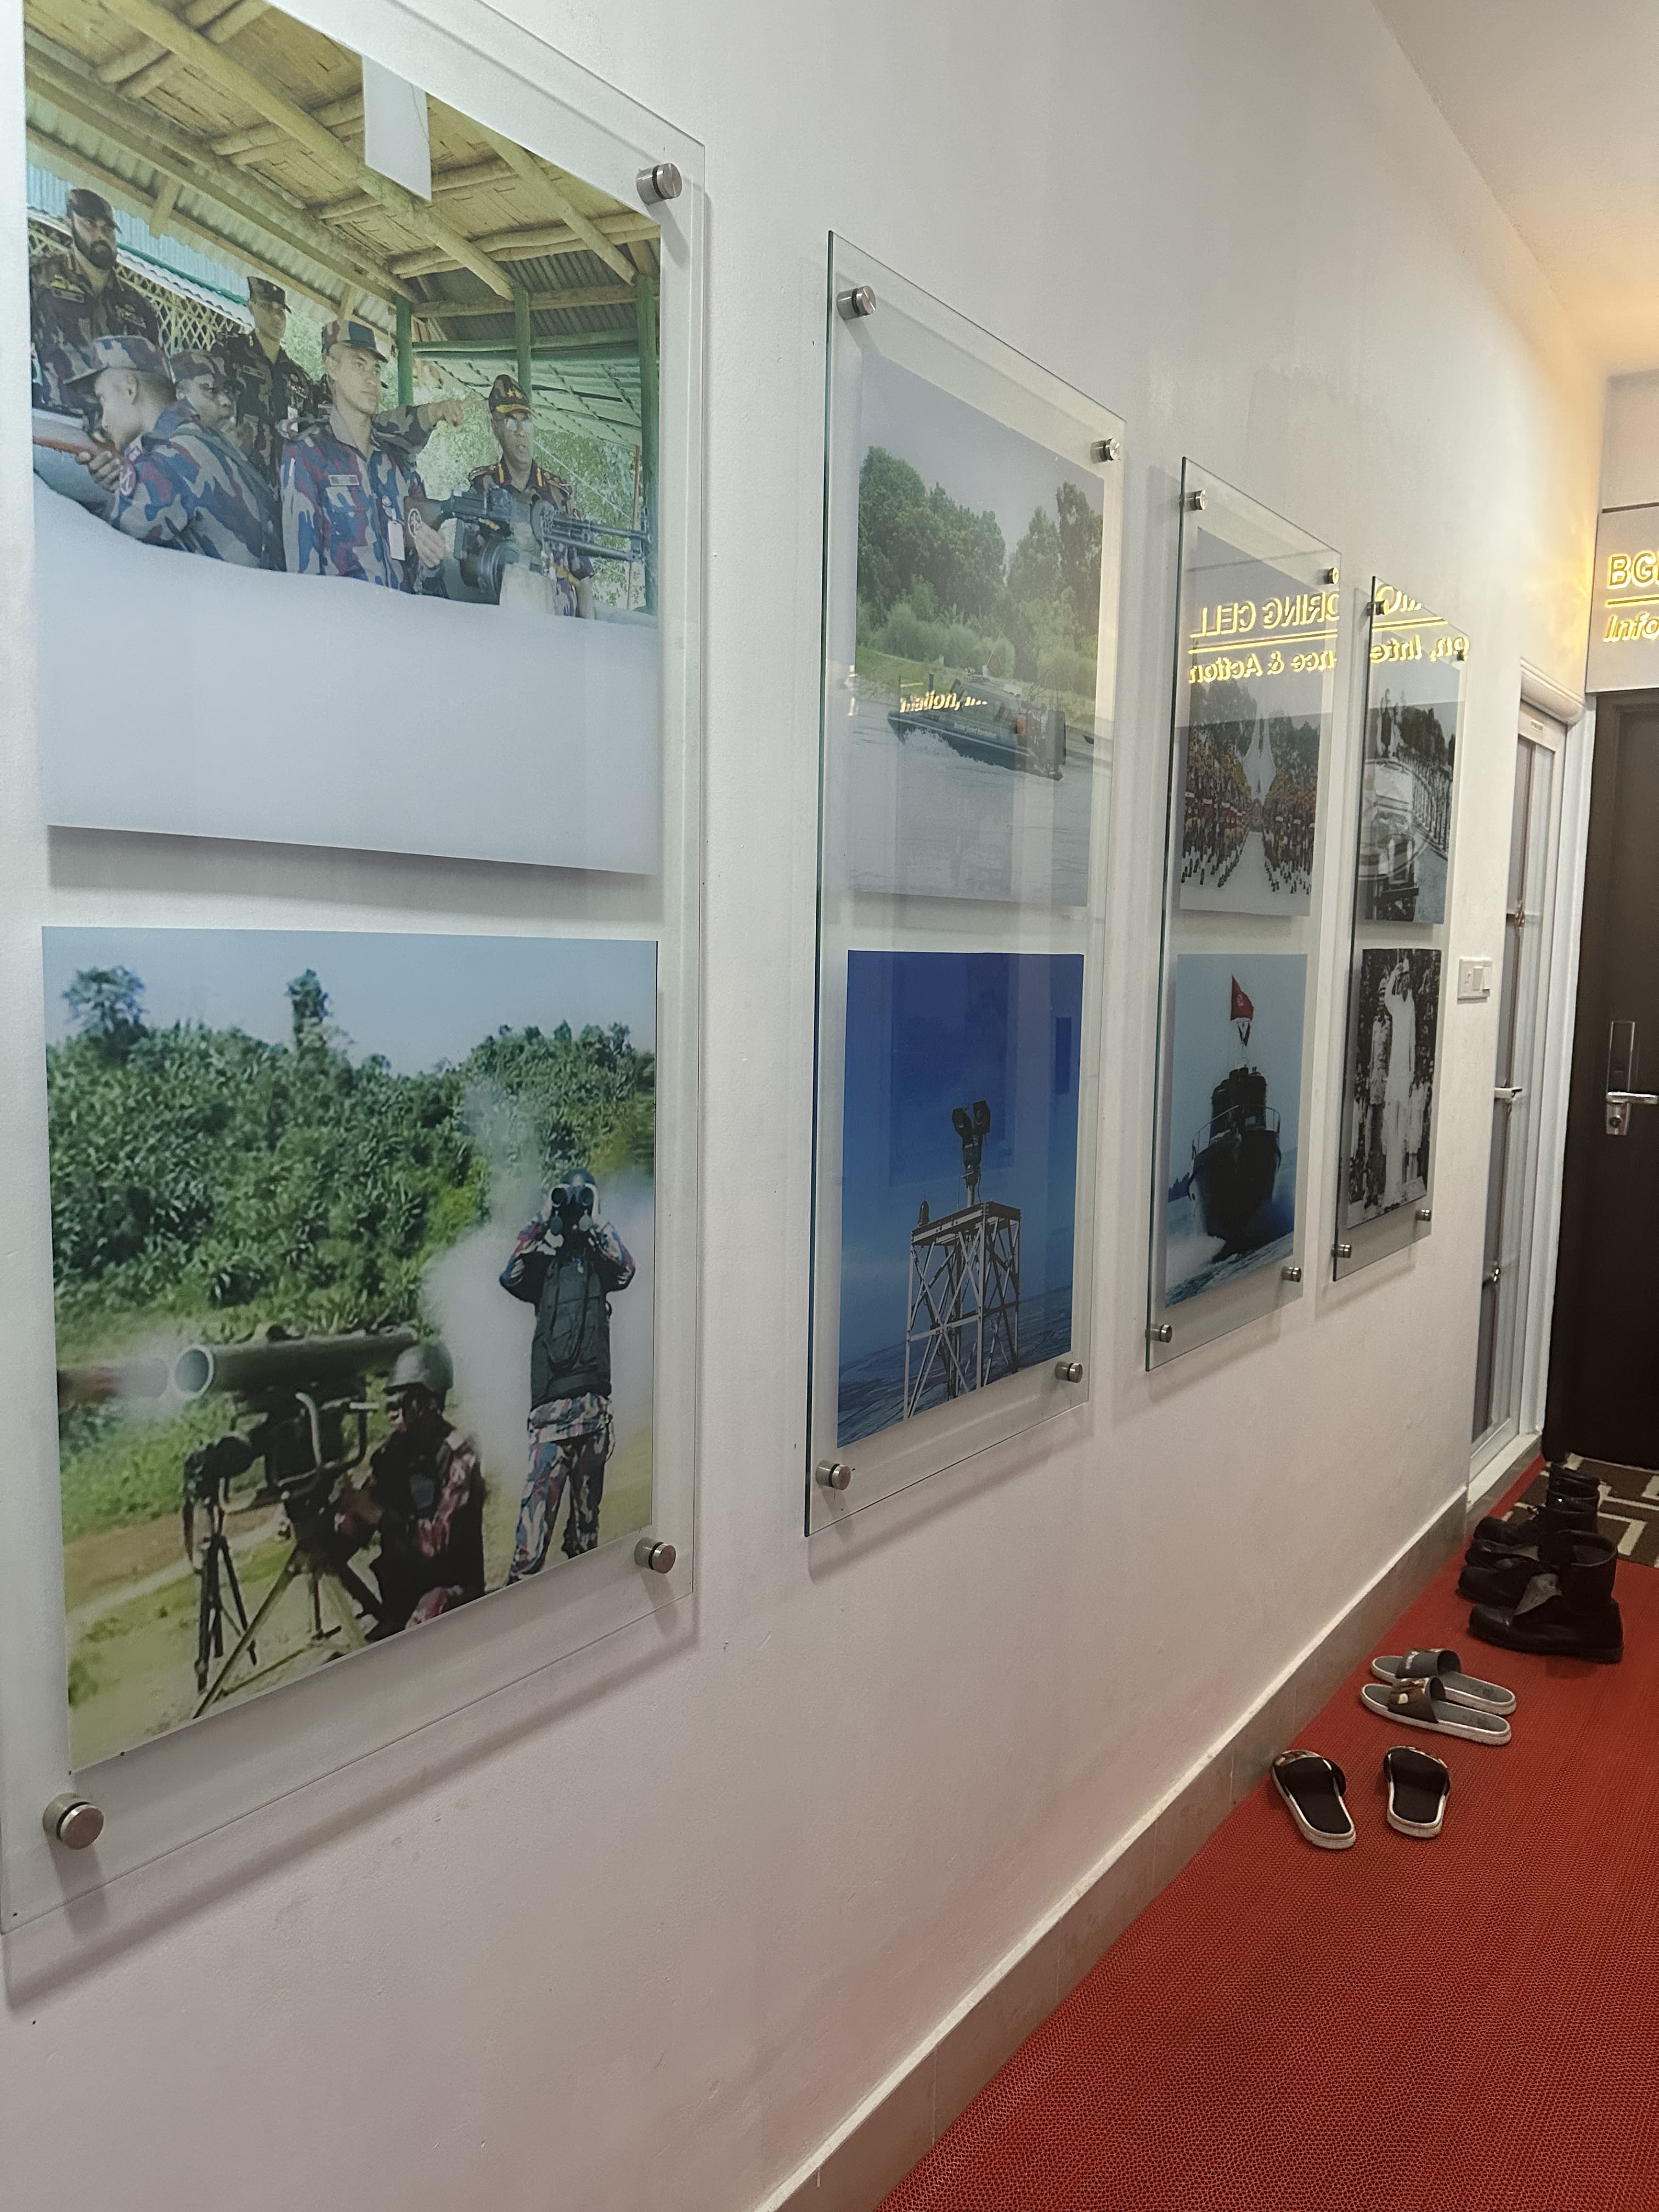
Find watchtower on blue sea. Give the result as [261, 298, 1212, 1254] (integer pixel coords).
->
[903, 1198, 1022, 1417]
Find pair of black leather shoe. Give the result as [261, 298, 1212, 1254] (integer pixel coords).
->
[1460, 1469, 1623, 1664]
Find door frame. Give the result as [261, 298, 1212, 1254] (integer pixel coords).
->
[1469, 664, 1589, 1504]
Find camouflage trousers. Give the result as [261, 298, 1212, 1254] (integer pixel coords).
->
[507, 1413, 611, 1578]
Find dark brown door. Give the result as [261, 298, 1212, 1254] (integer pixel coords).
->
[1544, 695, 1659, 1466]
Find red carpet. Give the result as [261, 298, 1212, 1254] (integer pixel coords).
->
[881, 1509, 1659, 2211]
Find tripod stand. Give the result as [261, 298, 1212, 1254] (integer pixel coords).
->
[193, 1494, 255, 1694]
[194, 1524, 382, 1717]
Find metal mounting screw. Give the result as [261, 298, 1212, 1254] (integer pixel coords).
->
[1415, 1207, 1432, 1224]
[636, 161, 682, 204]
[634, 1537, 676, 1574]
[1372, 597, 1388, 616]
[1188, 489, 1206, 511]
[1054, 1359, 1084, 1384]
[815, 1459, 854, 1490]
[1281, 1265, 1304, 1284]
[1454, 646, 1466, 662]
[1148, 1323, 1173, 1345]
[1324, 566, 1339, 585]
[1333, 1242, 1353, 1261]
[43, 1791, 103, 1850]
[1091, 437, 1120, 464]
[839, 285, 877, 320]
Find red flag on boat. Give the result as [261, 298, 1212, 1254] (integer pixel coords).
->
[1230, 977, 1254, 1024]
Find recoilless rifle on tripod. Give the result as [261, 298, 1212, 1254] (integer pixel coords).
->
[174, 1328, 417, 1716]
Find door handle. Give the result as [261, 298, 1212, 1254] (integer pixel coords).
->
[1606, 1019, 1654, 1136]
[1606, 1090, 1659, 1137]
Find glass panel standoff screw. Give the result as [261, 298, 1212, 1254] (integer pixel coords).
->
[1324, 566, 1339, 585]
[816, 1459, 854, 1490]
[636, 161, 682, 204]
[1187, 489, 1206, 511]
[1281, 1265, 1303, 1283]
[1055, 1359, 1084, 1383]
[1415, 1206, 1432, 1223]
[839, 285, 877, 320]
[1333, 1242, 1353, 1260]
[43, 1791, 103, 1850]
[1148, 1323, 1173, 1345]
[634, 1537, 677, 1574]
[1091, 438, 1120, 464]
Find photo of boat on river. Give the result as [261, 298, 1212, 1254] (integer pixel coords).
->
[839, 346, 1106, 906]
[1163, 952, 1305, 1305]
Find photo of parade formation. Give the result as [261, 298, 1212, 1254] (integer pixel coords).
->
[1178, 680, 1320, 913]
[1345, 947, 1443, 1223]
[1357, 686, 1458, 926]
[44, 929, 657, 1767]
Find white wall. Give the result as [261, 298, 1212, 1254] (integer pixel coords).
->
[1601, 370, 1659, 505]
[0, 4, 1601, 2210]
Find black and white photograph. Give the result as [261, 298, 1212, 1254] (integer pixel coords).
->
[1356, 602, 1460, 924]
[1345, 947, 1442, 1222]
[837, 345, 1107, 907]
[25, 0, 665, 867]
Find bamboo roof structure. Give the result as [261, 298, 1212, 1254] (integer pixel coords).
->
[23, 0, 657, 438]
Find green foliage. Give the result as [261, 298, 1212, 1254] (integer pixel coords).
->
[1267, 716, 1321, 783]
[64, 966, 147, 1063]
[59, 1395, 228, 1543]
[47, 972, 655, 1347]
[856, 446, 1104, 692]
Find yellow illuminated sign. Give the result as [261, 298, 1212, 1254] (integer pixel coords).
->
[1601, 550, 1659, 642]
[1368, 585, 1466, 665]
[1187, 586, 1338, 685]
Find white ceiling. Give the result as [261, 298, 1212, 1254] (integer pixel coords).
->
[1376, 0, 1659, 371]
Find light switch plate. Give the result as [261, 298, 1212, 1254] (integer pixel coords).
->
[1457, 955, 1493, 1002]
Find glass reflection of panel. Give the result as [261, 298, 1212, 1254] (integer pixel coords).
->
[1333, 579, 1467, 1283]
[1146, 463, 1340, 1366]
[809, 235, 1124, 1526]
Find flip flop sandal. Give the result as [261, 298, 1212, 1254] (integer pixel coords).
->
[1383, 1746, 1451, 1838]
[1271, 1751, 1356, 1850]
[1370, 1646, 1516, 1716]
[1359, 1672, 1510, 1745]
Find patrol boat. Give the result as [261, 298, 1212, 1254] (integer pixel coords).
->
[1188, 978, 1282, 1250]
[888, 679, 1067, 779]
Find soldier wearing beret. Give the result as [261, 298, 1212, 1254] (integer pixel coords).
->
[64, 334, 281, 568]
[458, 373, 594, 617]
[217, 276, 320, 490]
[280, 318, 448, 591]
[31, 187, 162, 422]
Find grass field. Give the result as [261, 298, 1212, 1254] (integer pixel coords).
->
[64, 1424, 654, 1769]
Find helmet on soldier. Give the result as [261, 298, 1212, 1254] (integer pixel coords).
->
[387, 1340, 454, 1409]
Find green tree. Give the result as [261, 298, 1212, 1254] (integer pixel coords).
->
[64, 967, 146, 1064]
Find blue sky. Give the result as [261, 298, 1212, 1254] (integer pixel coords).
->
[838, 950, 1082, 1365]
[860, 347, 1102, 568]
[42, 929, 657, 1070]
[1169, 952, 1305, 1162]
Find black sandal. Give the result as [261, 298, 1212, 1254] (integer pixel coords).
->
[1383, 1746, 1451, 1837]
[1271, 1751, 1356, 1850]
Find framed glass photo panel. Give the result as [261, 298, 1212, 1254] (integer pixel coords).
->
[0, 0, 702, 1956]
[24, 0, 684, 873]
[1333, 581, 1466, 1279]
[808, 234, 1124, 1532]
[1146, 461, 1341, 1367]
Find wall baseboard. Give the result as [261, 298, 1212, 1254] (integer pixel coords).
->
[760, 1491, 1467, 2212]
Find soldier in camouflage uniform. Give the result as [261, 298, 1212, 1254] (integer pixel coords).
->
[281, 318, 449, 591]
[216, 276, 319, 490]
[170, 347, 236, 437]
[500, 1167, 635, 1571]
[30, 187, 162, 421]
[65, 335, 281, 568]
[457, 372, 594, 616]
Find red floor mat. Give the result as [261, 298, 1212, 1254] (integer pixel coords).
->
[881, 1530, 1659, 2212]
